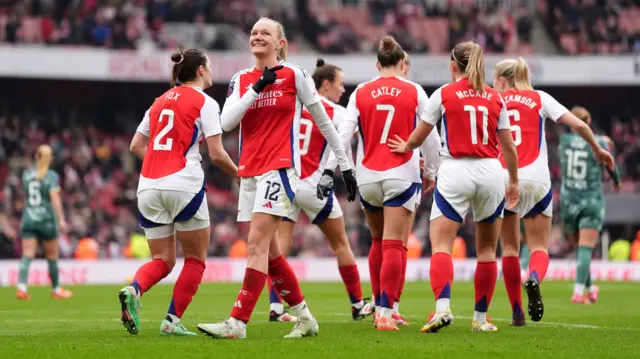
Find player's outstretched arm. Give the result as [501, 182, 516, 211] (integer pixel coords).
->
[130, 132, 148, 160]
[206, 135, 238, 178]
[498, 129, 519, 209]
[558, 113, 615, 169]
[307, 100, 352, 173]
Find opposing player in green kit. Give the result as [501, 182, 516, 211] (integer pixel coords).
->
[559, 106, 620, 304]
[16, 145, 72, 300]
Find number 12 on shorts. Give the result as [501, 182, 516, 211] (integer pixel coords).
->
[264, 181, 281, 201]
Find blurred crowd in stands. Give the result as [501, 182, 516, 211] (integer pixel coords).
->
[540, 0, 640, 54]
[0, 0, 534, 54]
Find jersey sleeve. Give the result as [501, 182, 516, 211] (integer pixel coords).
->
[331, 104, 355, 168]
[497, 94, 511, 130]
[200, 95, 223, 138]
[136, 108, 151, 137]
[538, 90, 569, 122]
[294, 66, 321, 106]
[220, 72, 258, 132]
[48, 171, 60, 192]
[326, 90, 360, 171]
[422, 87, 443, 126]
[420, 127, 442, 180]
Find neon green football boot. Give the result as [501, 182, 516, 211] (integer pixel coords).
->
[118, 286, 140, 335]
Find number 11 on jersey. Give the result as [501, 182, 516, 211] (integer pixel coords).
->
[464, 105, 489, 145]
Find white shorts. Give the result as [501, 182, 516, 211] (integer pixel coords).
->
[137, 184, 210, 240]
[503, 176, 553, 218]
[431, 158, 505, 223]
[285, 175, 343, 224]
[359, 179, 422, 213]
[237, 168, 298, 222]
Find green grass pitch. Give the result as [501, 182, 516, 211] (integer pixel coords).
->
[1, 281, 638, 359]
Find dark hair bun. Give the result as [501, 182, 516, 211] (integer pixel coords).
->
[171, 50, 184, 64]
[316, 58, 325, 68]
[379, 36, 397, 52]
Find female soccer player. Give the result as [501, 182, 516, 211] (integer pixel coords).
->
[390, 41, 519, 332]
[559, 106, 619, 304]
[16, 145, 72, 300]
[492, 58, 616, 324]
[119, 48, 238, 336]
[266, 58, 372, 323]
[324, 36, 441, 331]
[197, 17, 355, 339]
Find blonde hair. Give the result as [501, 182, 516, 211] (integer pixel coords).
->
[451, 41, 486, 92]
[35, 144, 52, 180]
[571, 106, 591, 125]
[494, 57, 533, 91]
[403, 51, 411, 66]
[256, 17, 288, 61]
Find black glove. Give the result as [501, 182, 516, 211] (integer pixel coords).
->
[252, 65, 283, 93]
[341, 169, 358, 202]
[316, 169, 335, 200]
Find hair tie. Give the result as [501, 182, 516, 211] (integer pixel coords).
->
[177, 54, 184, 64]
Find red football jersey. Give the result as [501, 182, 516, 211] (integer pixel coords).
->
[299, 98, 340, 179]
[137, 86, 221, 193]
[354, 76, 423, 171]
[498, 88, 568, 182]
[225, 63, 320, 177]
[425, 78, 508, 159]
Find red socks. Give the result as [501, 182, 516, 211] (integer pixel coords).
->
[338, 264, 363, 304]
[231, 268, 267, 323]
[131, 259, 170, 296]
[380, 240, 403, 308]
[529, 250, 549, 282]
[396, 246, 408, 304]
[268, 255, 305, 307]
[168, 257, 205, 318]
[430, 252, 453, 300]
[502, 256, 523, 317]
[368, 237, 383, 306]
[474, 261, 498, 313]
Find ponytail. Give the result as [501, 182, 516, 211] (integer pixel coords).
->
[493, 57, 533, 91]
[278, 38, 288, 61]
[35, 145, 52, 180]
[513, 57, 533, 90]
[466, 44, 486, 92]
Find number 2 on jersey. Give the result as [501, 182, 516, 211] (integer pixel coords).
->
[464, 105, 489, 145]
[153, 109, 174, 151]
[376, 104, 395, 144]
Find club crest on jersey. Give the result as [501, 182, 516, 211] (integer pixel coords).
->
[274, 78, 285, 85]
[227, 81, 235, 97]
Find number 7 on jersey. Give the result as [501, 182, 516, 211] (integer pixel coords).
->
[376, 104, 395, 144]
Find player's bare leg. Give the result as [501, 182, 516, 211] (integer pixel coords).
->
[120, 234, 176, 335]
[266, 222, 297, 323]
[43, 238, 72, 299]
[523, 215, 551, 321]
[16, 238, 37, 300]
[500, 213, 525, 326]
[363, 208, 384, 327]
[573, 228, 599, 304]
[199, 213, 318, 339]
[471, 220, 501, 332]
[420, 216, 457, 333]
[318, 217, 373, 320]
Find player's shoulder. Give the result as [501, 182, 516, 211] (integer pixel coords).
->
[280, 61, 310, 78]
[395, 76, 425, 94]
[22, 168, 34, 181]
[231, 67, 255, 81]
[321, 97, 345, 111]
